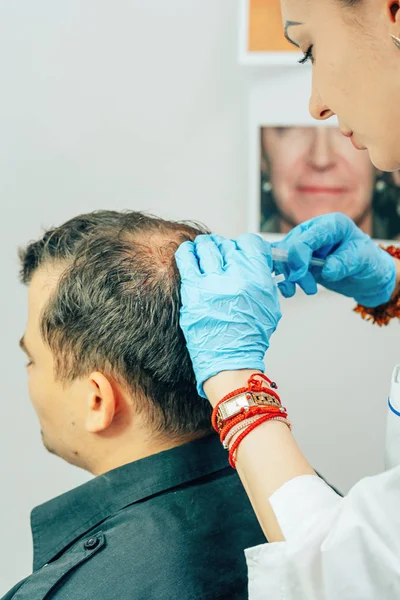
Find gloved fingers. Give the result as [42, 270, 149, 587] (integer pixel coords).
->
[321, 240, 364, 282]
[212, 237, 239, 268]
[287, 242, 314, 281]
[296, 271, 318, 296]
[323, 254, 355, 282]
[175, 241, 201, 279]
[273, 239, 317, 295]
[194, 234, 224, 274]
[272, 258, 296, 297]
[285, 215, 351, 281]
[236, 234, 273, 270]
[287, 228, 342, 281]
[278, 279, 296, 298]
[272, 235, 314, 283]
[209, 233, 226, 245]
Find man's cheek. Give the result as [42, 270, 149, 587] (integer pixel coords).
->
[28, 381, 44, 416]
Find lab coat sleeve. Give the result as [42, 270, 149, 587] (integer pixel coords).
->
[386, 364, 400, 469]
[246, 470, 400, 600]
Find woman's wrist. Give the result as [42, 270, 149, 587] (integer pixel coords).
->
[203, 369, 264, 407]
[204, 369, 318, 542]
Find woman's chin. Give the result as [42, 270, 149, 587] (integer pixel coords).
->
[368, 147, 400, 173]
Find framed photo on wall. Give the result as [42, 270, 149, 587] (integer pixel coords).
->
[239, 0, 301, 65]
[257, 125, 400, 240]
[248, 78, 400, 241]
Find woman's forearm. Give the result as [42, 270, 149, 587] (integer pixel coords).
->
[204, 369, 316, 541]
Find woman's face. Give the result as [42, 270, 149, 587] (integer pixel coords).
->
[262, 127, 375, 230]
[280, 0, 400, 172]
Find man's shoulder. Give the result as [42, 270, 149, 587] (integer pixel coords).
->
[9, 466, 264, 600]
[98, 465, 262, 550]
[48, 471, 263, 599]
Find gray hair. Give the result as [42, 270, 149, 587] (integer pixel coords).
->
[20, 210, 213, 437]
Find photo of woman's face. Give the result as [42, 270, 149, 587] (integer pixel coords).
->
[261, 127, 376, 235]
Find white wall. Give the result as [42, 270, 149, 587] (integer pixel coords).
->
[0, 0, 399, 594]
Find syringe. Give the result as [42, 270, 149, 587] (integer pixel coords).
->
[271, 247, 326, 268]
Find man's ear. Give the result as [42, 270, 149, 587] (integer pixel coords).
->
[85, 372, 118, 433]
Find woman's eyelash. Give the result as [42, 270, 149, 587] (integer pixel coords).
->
[298, 45, 314, 65]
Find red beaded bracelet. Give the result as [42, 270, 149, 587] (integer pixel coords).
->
[210, 373, 291, 469]
[228, 412, 290, 468]
[211, 373, 281, 434]
[219, 404, 284, 445]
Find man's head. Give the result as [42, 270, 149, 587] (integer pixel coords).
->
[20, 210, 212, 474]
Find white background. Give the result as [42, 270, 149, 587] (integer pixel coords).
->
[0, 0, 399, 594]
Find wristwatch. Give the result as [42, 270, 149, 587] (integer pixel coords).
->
[216, 390, 282, 430]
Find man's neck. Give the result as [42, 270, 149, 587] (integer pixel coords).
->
[89, 430, 211, 476]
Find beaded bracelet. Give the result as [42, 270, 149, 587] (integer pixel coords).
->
[211, 373, 281, 434]
[228, 413, 291, 468]
[354, 245, 400, 326]
[219, 404, 285, 445]
[210, 372, 291, 468]
[223, 414, 292, 450]
[223, 415, 262, 449]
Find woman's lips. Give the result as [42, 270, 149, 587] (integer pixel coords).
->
[296, 186, 349, 194]
[350, 136, 366, 151]
[340, 130, 366, 151]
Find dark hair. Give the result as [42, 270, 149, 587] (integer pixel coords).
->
[20, 210, 213, 438]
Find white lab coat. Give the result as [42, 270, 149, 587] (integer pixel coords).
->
[245, 365, 400, 600]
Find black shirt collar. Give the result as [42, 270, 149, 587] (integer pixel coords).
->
[31, 434, 229, 570]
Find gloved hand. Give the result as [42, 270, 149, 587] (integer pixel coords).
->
[273, 213, 396, 307]
[175, 233, 281, 397]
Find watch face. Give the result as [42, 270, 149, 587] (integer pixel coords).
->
[220, 393, 256, 421]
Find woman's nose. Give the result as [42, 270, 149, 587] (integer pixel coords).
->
[309, 85, 335, 121]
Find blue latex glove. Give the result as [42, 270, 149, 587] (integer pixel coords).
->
[175, 233, 282, 397]
[273, 213, 396, 307]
